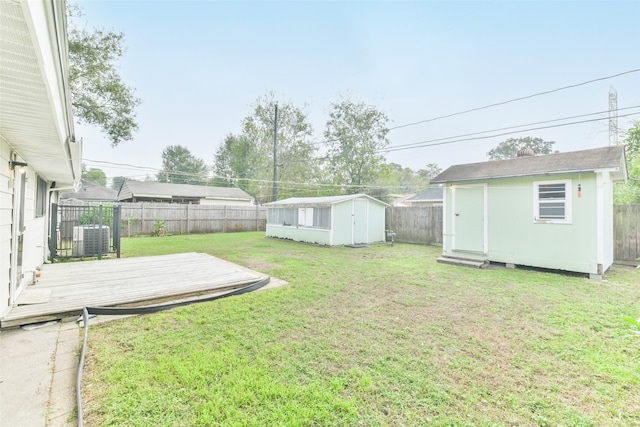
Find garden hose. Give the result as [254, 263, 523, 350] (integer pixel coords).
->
[76, 276, 270, 427]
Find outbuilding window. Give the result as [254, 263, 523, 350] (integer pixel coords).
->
[533, 180, 572, 223]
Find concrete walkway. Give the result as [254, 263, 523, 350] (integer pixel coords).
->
[0, 320, 79, 427]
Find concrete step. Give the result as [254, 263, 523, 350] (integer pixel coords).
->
[437, 256, 488, 269]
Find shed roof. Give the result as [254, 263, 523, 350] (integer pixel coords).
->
[118, 181, 254, 201]
[265, 193, 389, 207]
[431, 146, 627, 184]
[60, 180, 118, 201]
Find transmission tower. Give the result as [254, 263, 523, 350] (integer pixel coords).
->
[609, 86, 618, 145]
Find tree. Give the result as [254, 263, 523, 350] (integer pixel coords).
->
[212, 134, 256, 190]
[614, 122, 640, 204]
[158, 145, 209, 185]
[417, 163, 442, 180]
[82, 165, 107, 186]
[212, 94, 317, 203]
[111, 176, 127, 191]
[323, 99, 390, 192]
[487, 137, 556, 160]
[67, 5, 141, 146]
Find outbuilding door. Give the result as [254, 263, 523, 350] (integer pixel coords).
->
[353, 199, 368, 244]
[452, 185, 486, 253]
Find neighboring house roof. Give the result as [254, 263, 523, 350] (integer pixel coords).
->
[60, 180, 118, 201]
[265, 193, 389, 207]
[118, 181, 254, 202]
[409, 187, 443, 202]
[0, 0, 81, 186]
[388, 193, 417, 206]
[431, 146, 627, 184]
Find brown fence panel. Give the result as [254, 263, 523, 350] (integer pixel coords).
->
[386, 206, 443, 245]
[613, 204, 640, 264]
[117, 203, 267, 236]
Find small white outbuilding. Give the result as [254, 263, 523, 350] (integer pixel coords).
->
[265, 194, 388, 246]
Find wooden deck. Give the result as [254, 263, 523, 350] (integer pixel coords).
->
[1, 253, 267, 329]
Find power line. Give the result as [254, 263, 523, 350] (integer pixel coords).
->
[388, 68, 640, 131]
[384, 105, 640, 152]
[382, 111, 640, 153]
[304, 68, 640, 148]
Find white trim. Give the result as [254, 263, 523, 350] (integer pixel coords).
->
[533, 179, 572, 224]
[595, 173, 604, 267]
[442, 187, 447, 252]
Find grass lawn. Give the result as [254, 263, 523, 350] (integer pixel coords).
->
[83, 232, 640, 426]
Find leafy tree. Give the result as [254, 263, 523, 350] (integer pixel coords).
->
[487, 137, 556, 160]
[213, 94, 317, 203]
[212, 134, 256, 190]
[324, 98, 390, 192]
[158, 145, 209, 185]
[614, 122, 640, 204]
[417, 163, 442, 180]
[67, 4, 140, 146]
[377, 163, 431, 194]
[111, 176, 127, 191]
[82, 165, 107, 186]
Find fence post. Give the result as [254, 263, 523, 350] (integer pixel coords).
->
[187, 203, 191, 234]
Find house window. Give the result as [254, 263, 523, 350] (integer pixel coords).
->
[534, 180, 571, 223]
[36, 176, 47, 217]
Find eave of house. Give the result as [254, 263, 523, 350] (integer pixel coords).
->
[0, 0, 80, 185]
[432, 146, 627, 185]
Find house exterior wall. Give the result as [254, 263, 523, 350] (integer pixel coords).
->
[367, 201, 387, 243]
[1, 143, 12, 317]
[331, 201, 354, 245]
[443, 173, 607, 275]
[265, 224, 331, 245]
[266, 196, 387, 246]
[598, 171, 614, 272]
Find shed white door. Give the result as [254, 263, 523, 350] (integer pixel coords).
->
[452, 185, 486, 253]
[353, 199, 368, 244]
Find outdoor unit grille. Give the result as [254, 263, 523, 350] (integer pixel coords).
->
[72, 225, 110, 257]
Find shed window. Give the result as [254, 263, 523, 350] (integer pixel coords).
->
[267, 208, 283, 225]
[313, 207, 331, 228]
[283, 208, 297, 226]
[534, 180, 571, 223]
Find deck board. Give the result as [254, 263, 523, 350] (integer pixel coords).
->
[1, 253, 266, 328]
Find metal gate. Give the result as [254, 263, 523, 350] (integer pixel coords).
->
[50, 203, 121, 261]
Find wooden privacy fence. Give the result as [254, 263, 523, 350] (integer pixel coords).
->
[613, 204, 640, 264]
[385, 205, 639, 264]
[118, 203, 266, 236]
[385, 206, 443, 245]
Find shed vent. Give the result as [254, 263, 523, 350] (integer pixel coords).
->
[517, 147, 535, 157]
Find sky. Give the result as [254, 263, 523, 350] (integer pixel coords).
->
[75, 0, 640, 185]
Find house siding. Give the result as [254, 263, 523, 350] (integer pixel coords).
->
[265, 225, 331, 245]
[443, 173, 604, 274]
[265, 195, 387, 246]
[1, 142, 12, 315]
[332, 201, 354, 245]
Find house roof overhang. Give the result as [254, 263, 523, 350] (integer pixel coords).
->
[265, 193, 390, 208]
[431, 146, 627, 184]
[0, 0, 81, 186]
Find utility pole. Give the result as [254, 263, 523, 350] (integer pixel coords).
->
[272, 103, 278, 202]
